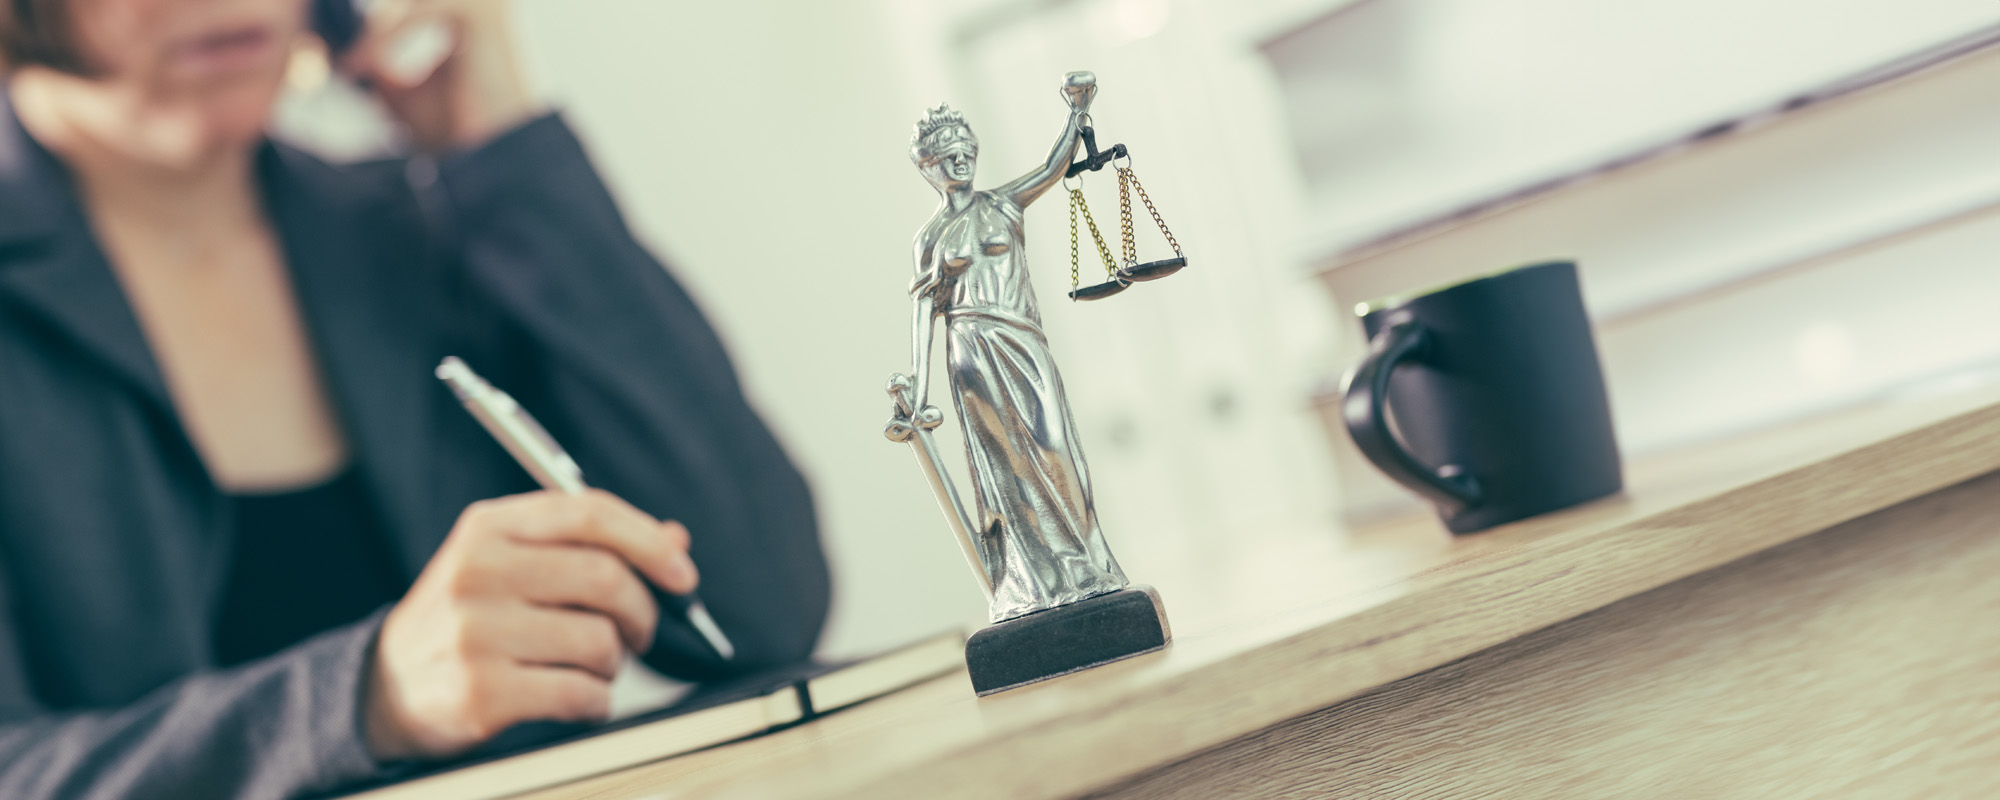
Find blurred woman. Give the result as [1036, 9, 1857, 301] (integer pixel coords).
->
[0, 0, 829, 797]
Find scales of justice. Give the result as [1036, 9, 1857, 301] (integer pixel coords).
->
[882, 72, 1187, 695]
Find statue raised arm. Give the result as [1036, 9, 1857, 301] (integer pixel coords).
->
[994, 71, 1096, 209]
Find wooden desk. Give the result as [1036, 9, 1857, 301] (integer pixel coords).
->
[524, 387, 2000, 799]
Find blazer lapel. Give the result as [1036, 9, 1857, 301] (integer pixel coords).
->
[260, 145, 444, 579]
[0, 92, 233, 649]
[0, 96, 177, 417]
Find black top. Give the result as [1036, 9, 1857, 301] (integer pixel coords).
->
[0, 92, 831, 800]
[214, 470, 403, 668]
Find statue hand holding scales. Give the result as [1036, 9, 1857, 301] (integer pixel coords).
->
[886, 72, 1171, 696]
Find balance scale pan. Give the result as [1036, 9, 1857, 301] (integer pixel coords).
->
[1117, 257, 1186, 283]
[1069, 279, 1131, 301]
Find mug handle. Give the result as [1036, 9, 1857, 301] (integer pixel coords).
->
[1340, 314, 1483, 512]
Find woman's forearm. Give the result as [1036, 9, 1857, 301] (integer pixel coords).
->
[0, 614, 386, 800]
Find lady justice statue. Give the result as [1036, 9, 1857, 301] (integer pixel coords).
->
[884, 72, 1169, 695]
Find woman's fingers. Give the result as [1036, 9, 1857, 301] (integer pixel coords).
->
[471, 490, 699, 596]
[337, 0, 452, 88]
[336, 0, 539, 150]
[345, 0, 458, 87]
[513, 545, 659, 653]
[442, 661, 612, 747]
[380, 17, 458, 90]
[502, 665, 615, 726]
[498, 605, 627, 681]
[367, 490, 696, 760]
[370, 597, 616, 758]
[652, 520, 699, 594]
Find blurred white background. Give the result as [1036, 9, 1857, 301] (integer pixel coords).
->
[277, 0, 2000, 661]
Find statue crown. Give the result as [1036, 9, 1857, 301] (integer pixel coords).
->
[912, 103, 973, 147]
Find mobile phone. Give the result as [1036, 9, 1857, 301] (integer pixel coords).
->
[311, 0, 367, 56]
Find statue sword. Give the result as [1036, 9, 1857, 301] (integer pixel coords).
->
[883, 373, 995, 603]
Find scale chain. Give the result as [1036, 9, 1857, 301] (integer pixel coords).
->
[1069, 189, 1081, 290]
[1118, 168, 1137, 267]
[1068, 187, 1118, 288]
[1117, 166, 1182, 257]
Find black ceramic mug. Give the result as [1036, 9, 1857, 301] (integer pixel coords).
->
[1339, 260, 1621, 534]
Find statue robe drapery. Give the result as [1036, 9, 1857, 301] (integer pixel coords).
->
[928, 190, 1128, 622]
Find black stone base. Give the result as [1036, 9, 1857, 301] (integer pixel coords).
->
[965, 586, 1171, 696]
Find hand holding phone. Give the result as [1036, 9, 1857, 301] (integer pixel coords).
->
[312, 0, 542, 152]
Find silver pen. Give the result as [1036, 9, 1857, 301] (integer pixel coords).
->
[435, 356, 736, 660]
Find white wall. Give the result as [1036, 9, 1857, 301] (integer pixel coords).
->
[1268, 0, 2000, 250]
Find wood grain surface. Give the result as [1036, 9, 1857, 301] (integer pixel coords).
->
[1086, 469, 2000, 799]
[516, 388, 2000, 800]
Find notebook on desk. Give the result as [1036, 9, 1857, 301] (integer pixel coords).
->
[333, 631, 965, 800]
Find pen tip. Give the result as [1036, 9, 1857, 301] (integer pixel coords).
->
[685, 602, 736, 661]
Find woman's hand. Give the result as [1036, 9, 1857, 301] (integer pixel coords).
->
[341, 0, 543, 152]
[364, 490, 698, 761]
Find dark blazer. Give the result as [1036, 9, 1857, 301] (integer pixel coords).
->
[0, 98, 830, 799]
